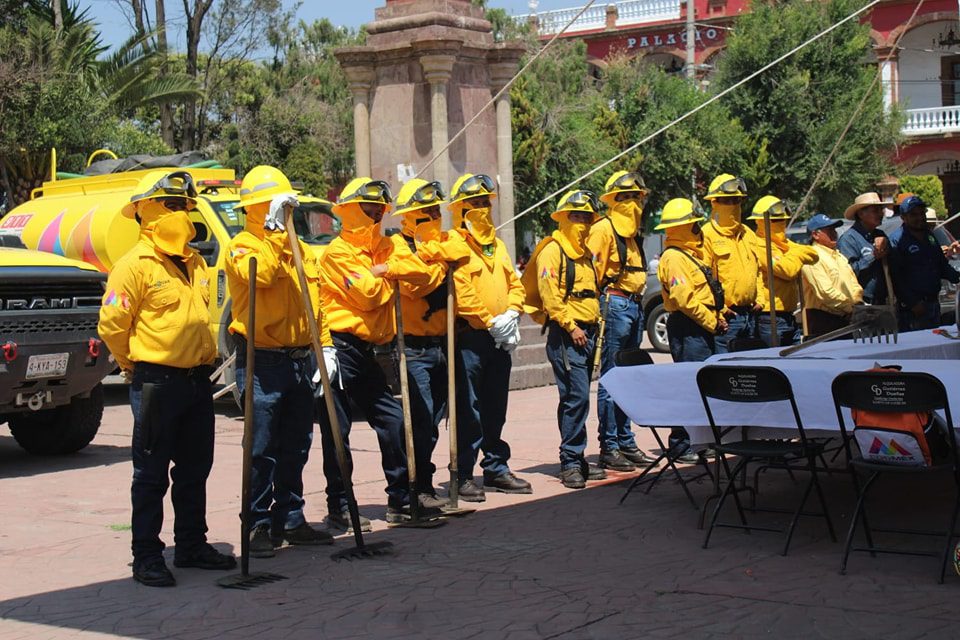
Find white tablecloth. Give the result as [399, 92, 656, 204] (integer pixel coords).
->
[600, 330, 960, 446]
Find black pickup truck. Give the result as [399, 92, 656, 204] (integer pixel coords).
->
[0, 244, 114, 454]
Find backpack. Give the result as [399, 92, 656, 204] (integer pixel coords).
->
[521, 237, 591, 326]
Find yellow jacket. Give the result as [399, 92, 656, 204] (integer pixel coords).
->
[532, 239, 599, 332]
[399, 236, 448, 338]
[801, 243, 863, 316]
[98, 239, 216, 371]
[453, 231, 524, 330]
[657, 244, 721, 333]
[701, 221, 759, 308]
[320, 232, 432, 344]
[750, 236, 818, 313]
[225, 230, 332, 348]
[586, 217, 646, 294]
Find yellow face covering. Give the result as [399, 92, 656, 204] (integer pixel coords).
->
[608, 200, 642, 237]
[665, 223, 704, 255]
[463, 207, 496, 245]
[338, 203, 378, 249]
[552, 216, 589, 259]
[711, 201, 741, 230]
[153, 211, 197, 258]
[756, 219, 789, 251]
[414, 218, 442, 245]
[137, 199, 167, 228]
[244, 202, 267, 236]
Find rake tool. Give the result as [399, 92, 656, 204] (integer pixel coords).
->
[218, 257, 288, 589]
[283, 207, 393, 561]
[779, 303, 898, 356]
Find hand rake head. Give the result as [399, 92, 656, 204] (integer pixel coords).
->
[850, 305, 899, 344]
[216, 571, 288, 590]
[331, 540, 394, 561]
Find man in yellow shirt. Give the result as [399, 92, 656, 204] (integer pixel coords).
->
[318, 177, 442, 526]
[99, 170, 235, 587]
[801, 214, 864, 337]
[395, 178, 470, 508]
[523, 191, 605, 489]
[700, 173, 760, 353]
[449, 173, 531, 501]
[225, 165, 336, 558]
[587, 171, 655, 472]
[747, 196, 819, 347]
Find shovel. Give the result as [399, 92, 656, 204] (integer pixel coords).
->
[218, 257, 288, 589]
[283, 207, 393, 561]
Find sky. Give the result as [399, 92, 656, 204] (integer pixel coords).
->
[80, 0, 580, 51]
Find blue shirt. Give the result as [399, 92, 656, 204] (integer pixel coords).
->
[837, 221, 888, 304]
[888, 226, 960, 308]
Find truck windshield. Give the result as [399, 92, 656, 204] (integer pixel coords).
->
[207, 199, 339, 245]
[209, 200, 244, 237]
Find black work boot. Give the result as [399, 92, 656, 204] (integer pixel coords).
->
[385, 503, 443, 524]
[173, 543, 237, 570]
[279, 522, 334, 546]
[417, 491, 449, 510]
[620, 446, 656, 465]
[133, 556, 176, 587]
[249, 523, 276, 558]
[580, 459, 607, 481]
[325, 508, 372, 533]
[483, 471, 533, 494]
[457, 478, 486, 503]
[599, 449, 636, 471]
[559, 467, 586, 489]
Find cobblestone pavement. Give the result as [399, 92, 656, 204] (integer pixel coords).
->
[1, 347, 959, 639]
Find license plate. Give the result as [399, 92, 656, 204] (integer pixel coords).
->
[26, 353, 70, 379]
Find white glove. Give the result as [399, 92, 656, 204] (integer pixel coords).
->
[265, 193, 299, 232]
[489, 309, 520, 342]
[312, 346, 339, 396]
[496, 321, 522, 353]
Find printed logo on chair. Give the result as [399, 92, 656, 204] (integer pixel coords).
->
[856, 429, 926, 467]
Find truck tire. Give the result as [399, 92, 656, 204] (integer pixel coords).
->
[645, 302, 670, 354]
[8, 384, 104, 455]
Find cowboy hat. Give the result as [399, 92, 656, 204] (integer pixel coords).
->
[843, 192, 893, 220]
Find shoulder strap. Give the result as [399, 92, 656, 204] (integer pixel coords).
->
[663, 246, 724, 310]
[559, 249, 577, 302]
[603, 217, 645, 288]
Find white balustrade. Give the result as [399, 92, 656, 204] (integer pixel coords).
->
[518, 0, 681, 35]
[903, 106, 960, 136]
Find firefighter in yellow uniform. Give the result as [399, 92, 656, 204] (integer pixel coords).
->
[99, 170, 235, 587]
[700, 173, 760, 353]
[318, 177, 441, 527]
[449, 173, 531, 501]
[225, 165, 336, 558]
[395, 178, 470, 508]
[747, 195, 819, 347]
[655, 198, 728, 458]
[587, 171, 655, 471]
[522, 190, 605, 489]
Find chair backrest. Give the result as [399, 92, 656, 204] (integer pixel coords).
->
[696, 365, 807, 446]
[727, 337, 768, 353]
[614, 348, 654, 367]
[831, 371, 956, 469]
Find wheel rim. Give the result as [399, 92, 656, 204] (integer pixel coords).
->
[654, 313, 668, 346]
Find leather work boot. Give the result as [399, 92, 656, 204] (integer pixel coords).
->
[598, 449, 636, 472]
[279, 522, 334, 546]
[458, 478, 486, 503]
[385, 503, 444, 524]
[173, 543, 237, 570]
[249, 523, 276, 558]
[483, 471, 533, 494]
[580, 460, 607, 481]
[133, 556, 176, 587]
[559, 467, 586, 489]
[418, 492, 449, 510]
[620, 446, 656, 465]
[325, 508, 372, 534]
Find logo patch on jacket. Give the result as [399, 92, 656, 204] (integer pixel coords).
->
[343, 271, 362, 290]
[104, 289, 130, 309]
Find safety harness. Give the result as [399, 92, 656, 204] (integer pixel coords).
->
[662, 246, 725, 311]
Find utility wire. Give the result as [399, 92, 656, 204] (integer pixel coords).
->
[497, 0, 884, 231]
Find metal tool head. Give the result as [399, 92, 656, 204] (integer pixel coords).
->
[216, 571, 288, 590]
[331, 540, 395, 561]
[849, 305, 898, 344]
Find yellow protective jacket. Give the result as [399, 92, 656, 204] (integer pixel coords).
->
[750, 236, 818, 313]
[657, 244, 721, 333]
[98, 239, 216, 371]
[801, 243, 863, 316]
[320, 232, 433, 344]
[453, 231, 524, 330]
[701, 221, 759, 309]
[528, 238, 599, 332]
[225, 230, 332, 348]
[398, 235, 448, 338]
[586, 217, 646, 294]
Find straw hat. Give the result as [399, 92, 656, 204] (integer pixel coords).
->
[843, 192, 893, 220]
[926, 207, 938, 224]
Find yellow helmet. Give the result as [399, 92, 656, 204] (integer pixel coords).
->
[704, 173, 747, 200]
[395, 178, 445, 217]
[747, 195, 790, 220]
[333, 177, 394, 215]
[238, 165, 295, 211]
[550, 189, 600, 222]
[449, 173, 497, 206]
[600, 170, 648, 206]
[654, 198, 702, 230]
[121, 170, 198, 218]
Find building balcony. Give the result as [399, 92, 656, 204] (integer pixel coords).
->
[519, 0, 682, 36]
[903, 105, 960, 136]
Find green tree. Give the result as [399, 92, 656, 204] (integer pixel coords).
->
[898, 174, 946, 216]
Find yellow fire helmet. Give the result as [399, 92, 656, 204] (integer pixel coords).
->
[238, 165, 296, 210]
[599, 170, 649, 207]
[550, 189, 600, 222]
[747, 195, 791, 220]
[449, 173, 497, 227]
[121, 170, 198, 218]
[654, 198, 702, 230]
[333, 177, 394, 216]
[704, 173, 748, 201]
[395, 178, 445, 217]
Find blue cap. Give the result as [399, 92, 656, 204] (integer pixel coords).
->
[896, 194, 927, 216]
[806, 213, 843, 233]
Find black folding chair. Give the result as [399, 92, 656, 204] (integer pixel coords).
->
[726, 337, 768, 353]
[832, 370, 960, 583]
[698, 365, 837, 555]
[615, 348, 712, 510]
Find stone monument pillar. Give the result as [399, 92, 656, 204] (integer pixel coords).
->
[334, 0, 525, 259]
